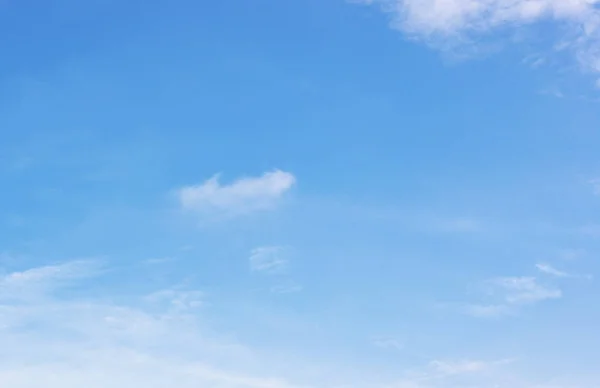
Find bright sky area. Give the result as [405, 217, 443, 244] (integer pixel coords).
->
[1, 1, 600, 387]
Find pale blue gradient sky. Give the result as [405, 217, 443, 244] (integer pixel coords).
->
[1, 1, 600, 387]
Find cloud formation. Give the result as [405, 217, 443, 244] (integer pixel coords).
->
[249, 247, 302, 293]
[177, 170, 296, 218]
[535, 263, 569, 277]
[372, 336, 404, 351]
[489, 276, 562, 304]
[536, 262, 593, 280]
[465, 275, 563, 318]
[0, 261, 298, 388]
[362, 0, 600, 75]
[249, 247, 288, 274]
[0, 260, 102, 301]
[388, 358, 515, 387]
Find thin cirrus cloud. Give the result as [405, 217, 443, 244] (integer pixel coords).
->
[465, 275, 562, 318]
[489, 276, 562, 305]
[0, 259, 103, 301]
[428, 359, 507, 375]
[372, 336, 404, 351]
[177, 170, 296, 218]
[360, 0, 600, 77]
[389, 358, 515, 387]
[249, 247, 302, 294]
[536, 262, 593, 279]
[249, 246, 288, 274]
[535, 263, 570, 277]
[0, 260, 299, 388]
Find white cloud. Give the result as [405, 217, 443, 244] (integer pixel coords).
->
[0, 261, 593, 388]
[0, 260, 102, 301]
[536, 263, 593, 280]
[249, 246, 288, 274]
[535, 263, 569, 277]
[249, 248, 302, 294]
[490, 276, 562, 304]
[465, 276, 562, 318]
[0, 261, 300, 388]
[372, 336, 404, 351]
[177, 170, 296, 218]
[361, 0, 600, 75]
[387, 358, 514, 387]
[429, 359, 493, 375]
[145, 288, 204, 312]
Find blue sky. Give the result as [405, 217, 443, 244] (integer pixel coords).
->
[1, 0, 600, 387]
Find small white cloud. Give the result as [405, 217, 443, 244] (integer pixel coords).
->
[489, 276, 562, 305]
[249, 247, 288, 274]
[536, 263, 593, 280]
[177, 170, 296, 218]
[145, 288, 204, 312]
[372, 337, 404, 351]
[535, 263, 569, 278]
[465, 276, 562, 318]
[427, 358, 514, 380]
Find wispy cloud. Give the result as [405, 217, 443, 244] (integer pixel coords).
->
[145, 288, 204, 312]
[249, 247, 288, 274]
[429, 359, 508, 375]
[465, 275, 562, 318]
[360, 0, 600, 78]
[387, 358, 514, 387]
[535, 263, 570, 278]
[536, 263, 593, 280]
[177, 170, 296, 218]
[0, 259, 103, 301]
[250, 248, 302, 294]
[0, 261, 299, 388]
[372, 336, 404, 351]
[489, 276, 562, 304]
